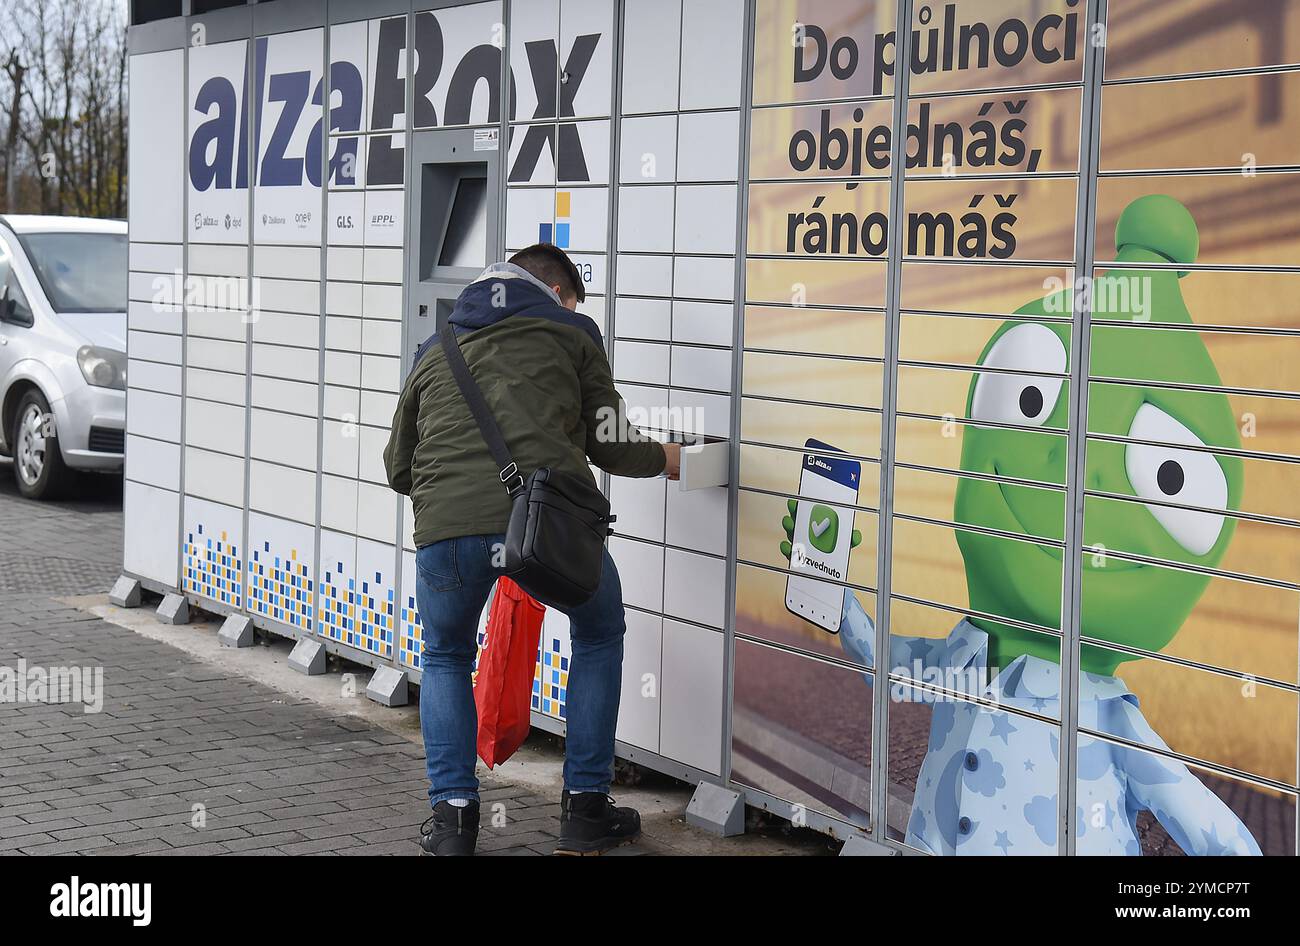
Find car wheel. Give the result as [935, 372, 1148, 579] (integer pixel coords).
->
[11, 389, 74, 500]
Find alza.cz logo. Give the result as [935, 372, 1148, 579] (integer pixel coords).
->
[50, 877, 151, 927]
[192, 212, 240, 232]
[190, 15, 600, 193]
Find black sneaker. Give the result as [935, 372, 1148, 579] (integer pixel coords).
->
[554, 791, 641, 855]
[418, 800, 480, 856]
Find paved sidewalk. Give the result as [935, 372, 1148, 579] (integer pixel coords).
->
[0, 469, 827, 856]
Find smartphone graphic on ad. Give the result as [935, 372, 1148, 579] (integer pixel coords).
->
[784, 439, 861, 634]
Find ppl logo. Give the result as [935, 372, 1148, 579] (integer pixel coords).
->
[540, 191, 572, 248]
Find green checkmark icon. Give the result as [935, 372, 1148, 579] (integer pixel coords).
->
[807, 504, 839, 554]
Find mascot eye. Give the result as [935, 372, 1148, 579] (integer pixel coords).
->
[970, 324, 1067, 427]
[1124, 403, 1227, 556]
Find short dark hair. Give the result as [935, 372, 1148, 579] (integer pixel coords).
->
[508, 243, 586, 303]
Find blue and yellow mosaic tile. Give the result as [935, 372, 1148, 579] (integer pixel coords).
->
[399, 588, 422, 670]
[320, 561, 394, 660]
[183, 524, 242, 608]
[247, 542, 313, 630]
[534, 636, 569, 719]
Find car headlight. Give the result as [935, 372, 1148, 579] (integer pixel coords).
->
[77, 346, 127, 391]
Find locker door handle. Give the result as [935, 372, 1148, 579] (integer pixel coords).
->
[418, 304, 428, 318]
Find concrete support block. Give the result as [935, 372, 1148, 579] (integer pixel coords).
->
[156, 593, 189, 625]
[288, 638, 327, 675]
[685, 782, 745, 837]
[839, 834, 899, 856]
[109, 575, 142, 608]
[217, 614, 254, 648]
[366, 666, 408, 707]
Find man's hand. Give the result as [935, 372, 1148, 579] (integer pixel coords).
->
[662, 442, 681, 480]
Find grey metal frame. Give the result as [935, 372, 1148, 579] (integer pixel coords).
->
[865, 0, 915, 847]
[239, 5, 256, 654]
[311, 2, 331, 667]
[394, 0, 417, 675]
[722, 0, 758, 792]
[1057, 0, 1109, 857]
[254, 0, 325, 33]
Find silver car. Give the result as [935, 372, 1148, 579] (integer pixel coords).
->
[0, 215, 127, 499]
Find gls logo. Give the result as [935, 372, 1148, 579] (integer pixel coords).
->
[189, 15, 600, 193]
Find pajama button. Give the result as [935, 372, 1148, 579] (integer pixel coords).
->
[958, 816, 972, 834]
[964, 751, 979, 771]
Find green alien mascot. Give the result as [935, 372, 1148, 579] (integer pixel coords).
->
[782, 195, 1260, 855]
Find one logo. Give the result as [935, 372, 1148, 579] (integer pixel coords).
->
[539, 191, 571, 248]
[807, 504, 839, 554]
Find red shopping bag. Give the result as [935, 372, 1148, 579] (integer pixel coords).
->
[474, 577, 545, 768]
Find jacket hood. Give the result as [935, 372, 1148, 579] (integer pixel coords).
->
[450, 262, 564, 329]
[413, 262, 603, 367]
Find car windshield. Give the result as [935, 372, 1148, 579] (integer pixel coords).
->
[20, 230, 127, 313]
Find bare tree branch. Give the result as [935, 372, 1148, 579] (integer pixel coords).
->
[2, 0, 127, 217]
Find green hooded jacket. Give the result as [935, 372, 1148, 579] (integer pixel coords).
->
[383, 263, 666, 548]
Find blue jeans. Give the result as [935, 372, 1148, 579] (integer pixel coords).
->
[416, 533, 627, 807]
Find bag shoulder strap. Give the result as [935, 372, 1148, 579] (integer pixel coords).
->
[438, 310, 525, 495]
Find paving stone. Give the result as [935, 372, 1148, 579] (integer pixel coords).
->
[221, 831, 310, 853]
[477, 831, 554, 852]
[0, 828, 54, 851]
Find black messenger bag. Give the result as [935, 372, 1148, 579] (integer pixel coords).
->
[439, 316, 614, 609]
